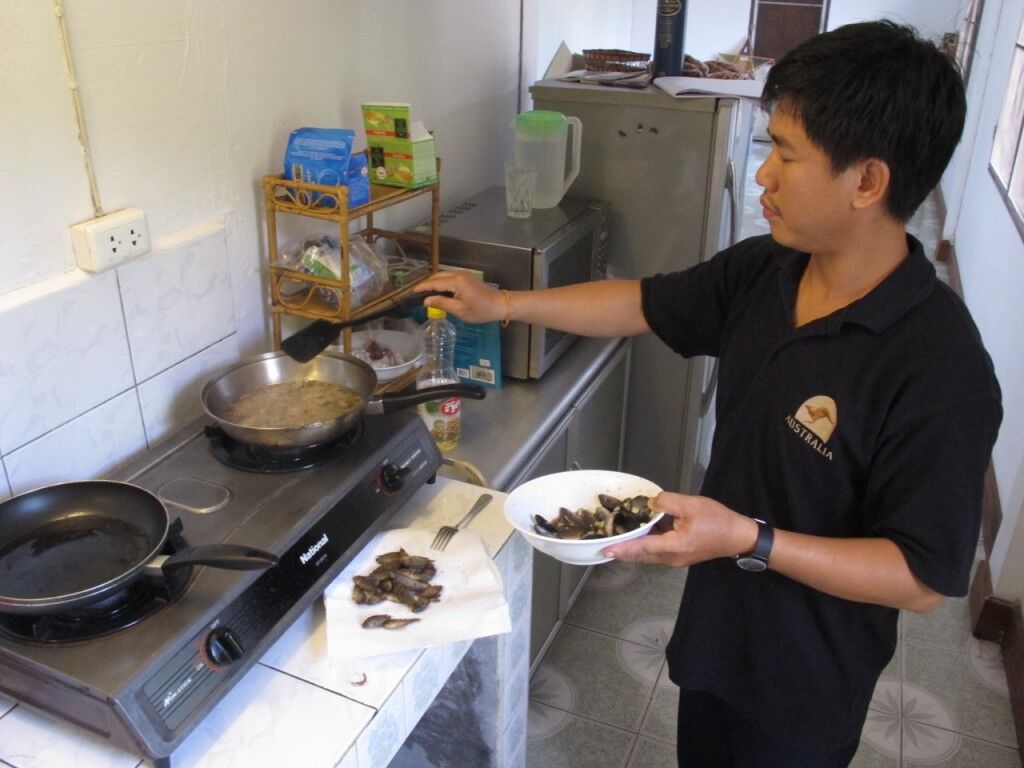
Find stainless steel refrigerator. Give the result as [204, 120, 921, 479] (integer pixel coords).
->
[530, 79, 754, 494]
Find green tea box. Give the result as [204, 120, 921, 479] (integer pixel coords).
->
[361, 103, 438, 188]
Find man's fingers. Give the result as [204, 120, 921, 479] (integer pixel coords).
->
[602, 530, 678, 560]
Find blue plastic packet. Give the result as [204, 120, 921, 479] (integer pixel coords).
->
[283, 127, 355, 208]
[346, 153, 370, 208]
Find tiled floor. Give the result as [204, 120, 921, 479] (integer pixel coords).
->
[525, 141, 1018, 766]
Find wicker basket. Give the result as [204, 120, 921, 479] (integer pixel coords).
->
[582, 49, 651, 73]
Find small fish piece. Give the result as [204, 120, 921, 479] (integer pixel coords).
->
[392, 570, 430, 592]
[384, 582, 420, 610]
[397, 565, 436, 582]
[419, 584, 443, 601]
[352, 575, 380, 592]
[361, 614, 392, 629]
[375, 549, 409, 566]
[382, 617, 421, 630]
[352, 585, 385, 605]
[350, 672, 368, 686]
[401, 555, 435, 571]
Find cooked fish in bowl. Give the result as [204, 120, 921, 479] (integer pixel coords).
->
[504, 470, 663, 565]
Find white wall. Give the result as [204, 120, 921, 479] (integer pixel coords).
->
[528, 0, 637, 85]
[942, 0, 1024, 601]
[0, 0, 521, 494]
[828, 0, 963, 39]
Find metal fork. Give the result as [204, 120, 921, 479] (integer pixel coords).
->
[431, 493, 494, 551]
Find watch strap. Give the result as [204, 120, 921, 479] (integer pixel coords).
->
[735, 518, 773, 571]
[748, 518, 773, 562]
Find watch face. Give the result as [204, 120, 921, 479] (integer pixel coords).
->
[736, 556, 768, 572]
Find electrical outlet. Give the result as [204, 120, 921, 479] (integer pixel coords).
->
[70, 208, 151, 272]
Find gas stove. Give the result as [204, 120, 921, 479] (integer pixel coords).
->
[0, 411, 441, 766]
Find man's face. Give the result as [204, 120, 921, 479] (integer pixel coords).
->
[755, 107, 864, 255]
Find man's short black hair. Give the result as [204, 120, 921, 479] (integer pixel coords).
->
[762, 20, 966, 221]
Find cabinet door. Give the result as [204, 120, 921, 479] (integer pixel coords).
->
[561, 343, 630, 615]
[509, 416, 571, 666]
[567, 342, 629, 473]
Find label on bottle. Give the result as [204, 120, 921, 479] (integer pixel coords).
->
[418, 396, 461, 451]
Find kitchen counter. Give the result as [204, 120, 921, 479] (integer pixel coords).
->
[0, 336, 624, 768]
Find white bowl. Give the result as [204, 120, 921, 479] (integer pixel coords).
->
[504, 470, 663, 565]
[345, 330, 421, 381]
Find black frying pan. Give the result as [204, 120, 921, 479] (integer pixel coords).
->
[0, 480, 278, 615]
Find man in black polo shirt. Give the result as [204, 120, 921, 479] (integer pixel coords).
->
[417, 20, 1002, 767]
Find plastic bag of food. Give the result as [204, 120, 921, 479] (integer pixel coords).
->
[280, 234, 388, 308]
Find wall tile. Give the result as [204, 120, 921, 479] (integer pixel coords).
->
[0, 270, 134, 453]
[335, 745, 360, 768]
[119, 225, 235, 383]
[356, 687, 408, 768]
[169, 664, 373, 768]
[137, 335, 238, 446]
[0, 703, 140, 768]
[4, 390, 146, 494]
[259, 601, 421, 711]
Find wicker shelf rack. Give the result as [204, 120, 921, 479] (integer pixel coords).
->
[262, 156, 440, 392]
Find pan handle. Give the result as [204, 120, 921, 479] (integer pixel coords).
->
[367, 383, 487, 415]
[149, 544, 280, 573]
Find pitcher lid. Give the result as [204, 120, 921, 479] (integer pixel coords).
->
[514, 110, 567, 135]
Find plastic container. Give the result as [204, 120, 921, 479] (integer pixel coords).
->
[512, 110, 582, 209]
[652, 0, 688, 77]
[416, 307, 461, 451]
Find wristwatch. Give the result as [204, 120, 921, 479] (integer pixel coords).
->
[735, 518, 773, 572]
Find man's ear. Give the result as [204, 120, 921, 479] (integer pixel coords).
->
[851, 158, 891, 211]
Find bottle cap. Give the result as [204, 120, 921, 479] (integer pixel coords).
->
[426, 306, 447, 319]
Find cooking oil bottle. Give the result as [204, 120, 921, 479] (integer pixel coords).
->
[417, 307, 461, 451]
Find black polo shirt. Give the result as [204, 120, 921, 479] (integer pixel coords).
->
[640, 234, 1002, 748]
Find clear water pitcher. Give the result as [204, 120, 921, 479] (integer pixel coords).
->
[512, 110, 582, 209]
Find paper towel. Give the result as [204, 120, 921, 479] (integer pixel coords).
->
[323, 527, 510, 660]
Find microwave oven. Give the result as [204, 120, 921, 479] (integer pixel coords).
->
[411, 186, 610, 379]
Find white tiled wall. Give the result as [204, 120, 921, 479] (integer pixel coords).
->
[0, 223, 240, 496]
[118, 223, 235, 382]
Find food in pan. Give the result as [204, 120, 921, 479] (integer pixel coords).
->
[224, 380, 363, 429]
[352, 548, 443, 628]
[532, 494, 653, 540]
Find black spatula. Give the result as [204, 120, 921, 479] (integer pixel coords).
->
[280, 290, 452, 363]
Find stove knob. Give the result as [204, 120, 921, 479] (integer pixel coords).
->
[379, 463, 410, 493]
[206, 628, 245, 666]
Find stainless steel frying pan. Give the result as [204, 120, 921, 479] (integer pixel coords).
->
[201, 350, 484, 449]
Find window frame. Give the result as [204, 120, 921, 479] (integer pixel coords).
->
[989, 13, 1024, 241]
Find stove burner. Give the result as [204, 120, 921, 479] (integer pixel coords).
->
[204, 421, 365, 473]
[0, 521, 192, 644]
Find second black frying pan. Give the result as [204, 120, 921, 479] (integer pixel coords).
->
[0, 480, 278, 615]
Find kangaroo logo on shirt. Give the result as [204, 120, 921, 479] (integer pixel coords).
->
[784, 396, 837, 461]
